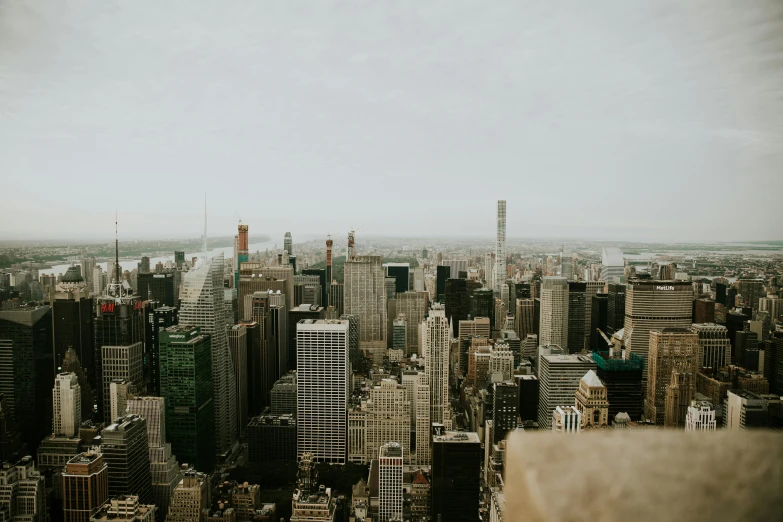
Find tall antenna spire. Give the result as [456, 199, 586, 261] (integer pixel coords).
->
[115, 210, 120, 283]
[202, 192, 208, 257]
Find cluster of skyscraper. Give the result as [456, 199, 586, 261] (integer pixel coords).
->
[0, 198, 781, 522]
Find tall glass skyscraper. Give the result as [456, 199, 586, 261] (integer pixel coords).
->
[178, 253, 237, 460]
[494, 200, 506, 295]
[159, 325, 214, 472]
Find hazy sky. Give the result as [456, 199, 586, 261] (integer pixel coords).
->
[1, 1, 782, 243]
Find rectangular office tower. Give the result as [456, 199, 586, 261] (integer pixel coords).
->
[537, 354, 596, 430]
[52, 283, 94, 377]
[159, 325, 214, 472]
[178, 253, 237, 460]
[144, 304, 178, 397]
[623, 280, 693, 385]
[62, 452, 109, 522]
[690, 323, 731, 371]
[539, 277, 569, 351]
[378, 442, 404, 522]
[100, 414, 152, 504]
[344, 255, 387, 364]
[101, 342, 143, 424]
[644, 328, 699, 425]
[567, 282, 587, 353]
[431, 431, 481, 522]
[0, 305, 54, 450]
[137, 273, 175, 306]
[384, 263, 410, 294]
[423, 306, 451, 428]
[296, 320, 349, 463]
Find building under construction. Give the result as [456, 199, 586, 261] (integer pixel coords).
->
[592, 350, 644, 423]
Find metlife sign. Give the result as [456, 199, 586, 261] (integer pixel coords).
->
[656, 286, 675, 291]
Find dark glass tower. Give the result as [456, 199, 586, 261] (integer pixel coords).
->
[606, 283, 626, 335]
[436, 266, 450, 303]
[726, 310, 750, 364]
[492, 382, 519, 443]
[144, 303, 178, 396]
[445, 278, 469, 337]
[567, 282, 587, 353]
[159, 325, 214, 472]
[431, 431, 481, 522]
[735, 330, 759, 371]
[516, 374, 539, 424]
[0, 306, 54, 450]
[52, 282, 94, 376]
[469, 289, 494, 328]
[385, 264, 410, 294]
[136, 272, 175, 306]
[589, 293, 609, 351]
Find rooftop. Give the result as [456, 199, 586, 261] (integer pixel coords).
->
[433, 431, 480, 443]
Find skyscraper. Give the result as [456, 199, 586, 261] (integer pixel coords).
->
[53, 372, 81, 437]
[492, 381, 519, 443]
[539, 277, 569, 350]
[589, 292, 609, 351]
[52, 275, 94, 377]
[690, 323, 731, 371]
[445, 278, 469, 337]
[296, 319, 349, 463]
[378, 442, 403, 522]
[125, 396, 182, 521]
[624, 280, 693, 386]
[178, 252, 237, 460]
[136, 273, 175, 306]
[644, 328, 699, 425]
[101, 342, 143, 423]
[365, 379, 411, 464]
[494, 200, 506, 295]
[94, 290, 144, 424]
[396, 292, 429, 355]
[537, 354, 596, 429]
[606, 283, 625, 335]
[344, 255, 387, 364]
[284, 232, 293, 257]
[566, 281, 586, 353]
[159, 325, 214, 472]
[574, 370, 609, 428]
[423, 305, 451, 428]
[144, 304, 178, 397]
[0, 305, 54, 448]
[592, 349, 644, 422]
[227, 324, 248, 437]
[431, 431, 481, 522]
[600, 247, 624, 283]
[62, 452, 109, 522]
[515, 298, 536, 341]
[100, 414, 152, 504]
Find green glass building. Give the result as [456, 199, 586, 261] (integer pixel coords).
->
[159, 325, 214, 471]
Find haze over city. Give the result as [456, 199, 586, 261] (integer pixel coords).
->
[2, 0, 782, 242]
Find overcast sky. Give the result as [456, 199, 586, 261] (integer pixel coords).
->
[1, 1, 782, 243]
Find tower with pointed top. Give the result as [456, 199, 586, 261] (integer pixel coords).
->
[179, 203, 238, 460]
[575, 370, 609, 428]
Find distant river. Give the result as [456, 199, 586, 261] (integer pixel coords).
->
[39, 240, 277, 277]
